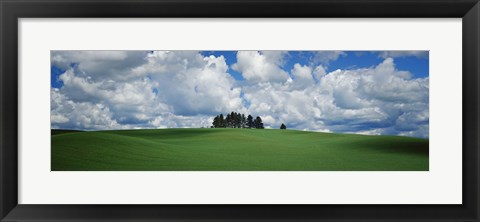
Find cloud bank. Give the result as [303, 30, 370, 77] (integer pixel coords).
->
[51, 51, 429, 138]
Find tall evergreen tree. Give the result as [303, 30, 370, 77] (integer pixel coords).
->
[225, 114, 231, 128]
[280, 123, 287, 129]
[247, 115, 254, 128]
[255, 116, 264, 129]
[235, 112, 241, 128]
[231, 113, 235, 127]
[241, 114, 246, 128]
[231, 112, 236, 128]
[212, 115, 219, 128]
[219, 114, 225, 128]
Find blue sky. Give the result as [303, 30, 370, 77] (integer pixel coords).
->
[51, 51, 429, 89]
[198, 51, 429, 80]
[51, 51, 429, 138]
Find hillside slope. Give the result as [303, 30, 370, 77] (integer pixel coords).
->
[51, 128, 428, 171]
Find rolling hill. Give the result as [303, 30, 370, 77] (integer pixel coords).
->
[51, 128, 428, 171]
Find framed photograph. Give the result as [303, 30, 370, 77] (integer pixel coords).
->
[1, 0, 479, 221]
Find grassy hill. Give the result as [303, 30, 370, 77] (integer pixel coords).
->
[51, 128, 428, 171]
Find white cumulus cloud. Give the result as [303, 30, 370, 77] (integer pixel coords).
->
[51, 51, 429, 138]
[232, 51, 290, 83]
[51, 51, 241, 130]
[378, 51, 428, 59]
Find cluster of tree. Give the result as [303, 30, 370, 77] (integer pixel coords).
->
[212, 112, 264, 129]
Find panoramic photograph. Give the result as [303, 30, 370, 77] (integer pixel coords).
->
[51, 50, 429, 171]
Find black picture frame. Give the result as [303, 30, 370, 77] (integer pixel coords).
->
[1, 0, 479, 221]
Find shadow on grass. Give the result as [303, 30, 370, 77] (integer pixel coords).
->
[354, 137, 429, 156]
[51, 129, 84, 136]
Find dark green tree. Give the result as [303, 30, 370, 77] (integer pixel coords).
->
[212, 115, 220, 128]
[231, 112, 237, 128]
[280, 123, 287, 129]
[255, 116, 264, 129]
[234, 112, 241, 128]
[226, 114, 231, 128]
[247, 115, 254, 128]
[219, 114, 225, 128]
[241, 114, 246, 128]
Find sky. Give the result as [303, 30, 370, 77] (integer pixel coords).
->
[51, 50, 429, 138]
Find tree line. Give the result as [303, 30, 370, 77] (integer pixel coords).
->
[211, 112, 264, 129]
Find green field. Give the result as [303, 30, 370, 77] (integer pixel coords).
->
[51, 128, 428, 171]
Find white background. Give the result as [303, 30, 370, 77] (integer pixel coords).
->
[18, 19, 462, 204]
